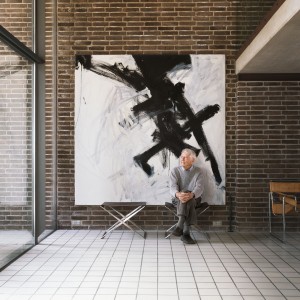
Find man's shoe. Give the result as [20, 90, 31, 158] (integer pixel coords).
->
[172, 227, 183, 237]
[181, 234, 196, 244]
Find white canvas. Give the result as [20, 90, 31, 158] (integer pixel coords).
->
[75, 55, 225, 205]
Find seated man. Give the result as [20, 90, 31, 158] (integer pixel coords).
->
[169, 148, 204, 244]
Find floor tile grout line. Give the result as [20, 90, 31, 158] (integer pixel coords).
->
[10, 230, 86, 299]
[2, 231, 300, 300]
[182, 232, 202, 300]
[240, 232, 300, 296]
[45, 230, 104, 300]
[62, 230, 110, 300]
[95, 230, 132, 300]
[5, 230, 67, 281]
[199, 231, 241, 300]
[39, 230, 99, 299]
[170, 236, 180, 300]
[113, 231, 135, 300]
[133, 231, 147, 300]
[90, 231, 125, 299]
[217, 232, 300, 299]
[214, 232, 266, 300]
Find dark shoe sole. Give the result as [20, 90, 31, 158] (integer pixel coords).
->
[172, 227, 183, 237]
[181, 234, 196, 244]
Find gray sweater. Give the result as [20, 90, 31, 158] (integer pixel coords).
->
[170, 165, 204, 199]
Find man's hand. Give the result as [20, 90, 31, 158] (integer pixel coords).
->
[175, 191, 194, 203]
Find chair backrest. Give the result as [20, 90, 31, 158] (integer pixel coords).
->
[270, 181, 300, 194]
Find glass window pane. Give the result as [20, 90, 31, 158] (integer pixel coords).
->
[1, 0, 33, 51]
[0, 40, 34, 269]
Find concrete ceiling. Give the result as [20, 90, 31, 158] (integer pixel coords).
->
[236, 0, 300, 75]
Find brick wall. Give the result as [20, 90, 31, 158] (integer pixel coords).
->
[1, 0, 33, 49]
[46, 0, 286, 231]
[236, 81, 300, 231]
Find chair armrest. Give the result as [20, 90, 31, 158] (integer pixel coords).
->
[271, 192, 298, 214]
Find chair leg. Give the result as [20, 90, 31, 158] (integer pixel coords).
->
[164, 203, 178, 239]
[164, 202, 209, 239]
[269, 193, 287, 243]
[282, 201, 286, 243]
[196, 202, 209, 215]
[269, 192, 272, 234]
[165, 224, 176, 238]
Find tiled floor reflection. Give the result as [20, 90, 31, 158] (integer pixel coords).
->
[0, 230, 300, 299]
[0, 230, 34, 270]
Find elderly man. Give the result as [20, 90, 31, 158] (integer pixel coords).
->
[169, 148, 204, 244]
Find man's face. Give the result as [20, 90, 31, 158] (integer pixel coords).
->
[180, 152, 194, 170]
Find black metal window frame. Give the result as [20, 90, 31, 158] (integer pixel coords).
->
[0, 25, 44, 64]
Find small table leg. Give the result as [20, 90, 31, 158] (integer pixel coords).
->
[100, 203, 146, 239]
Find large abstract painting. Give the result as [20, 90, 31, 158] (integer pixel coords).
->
[75, 54, 225, 205]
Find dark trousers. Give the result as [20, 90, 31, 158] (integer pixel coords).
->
[174, 197, 202, 225]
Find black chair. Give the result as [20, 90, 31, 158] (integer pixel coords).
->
[164, 200, 209, 238]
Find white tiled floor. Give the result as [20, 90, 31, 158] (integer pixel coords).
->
[0, 230, 300, 299]
[0, 230, 34, 270]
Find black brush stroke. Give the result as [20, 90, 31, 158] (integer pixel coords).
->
[76, 55, 146, 91]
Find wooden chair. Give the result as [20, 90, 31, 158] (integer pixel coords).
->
[269, 180, 300, 242]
